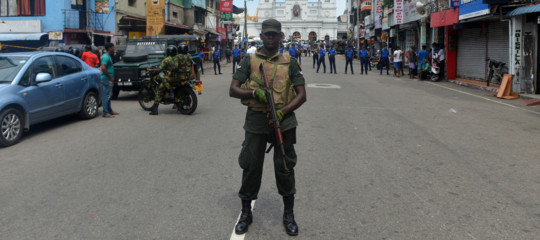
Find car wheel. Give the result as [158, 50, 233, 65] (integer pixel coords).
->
[0, 108, 23, 147]
[79, 91, 99, 119]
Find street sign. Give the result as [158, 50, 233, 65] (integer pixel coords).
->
[217, 35, 222, 42]
[243, 37, 248, 43]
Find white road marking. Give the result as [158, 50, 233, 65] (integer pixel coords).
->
[230, 200, 256, 240]
[307, 83, 341, 88]
[426, 82, 540, 116]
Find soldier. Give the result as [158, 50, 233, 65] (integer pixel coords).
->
[176, 43, 196, 83]
[229, 18, 307, 236]
[149, 45, 179, 115]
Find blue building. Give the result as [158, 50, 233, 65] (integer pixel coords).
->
[0, 0, 116, 52]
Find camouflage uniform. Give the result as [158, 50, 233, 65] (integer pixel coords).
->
[155, 56, 178, 103]
[176, 53, 193, 82]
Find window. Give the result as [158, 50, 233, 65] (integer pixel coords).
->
[310, 10, 317, 14]
[173, 11, 178, 19]
[0, 0, 46, 16]
[277, 10, 284, 15]
[54, 56, 82, 76]
[128, 0, 136, 7]
[21, 56, 56, 83]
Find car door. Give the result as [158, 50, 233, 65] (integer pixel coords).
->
[54, 55, 87, 111]
[20, 56, 65, 123]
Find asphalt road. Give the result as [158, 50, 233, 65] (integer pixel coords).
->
[1, 56, 540, 240]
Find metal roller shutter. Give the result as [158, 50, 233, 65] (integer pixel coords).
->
[457, 27, 487, 80]
[487, 21, 509, 67]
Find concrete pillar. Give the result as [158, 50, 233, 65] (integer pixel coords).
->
[420, 18, 427, 48]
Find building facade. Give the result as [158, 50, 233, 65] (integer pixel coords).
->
[248, 0, 338, 41]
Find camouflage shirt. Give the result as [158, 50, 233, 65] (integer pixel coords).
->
[160, 56, 179, 78]
[175, 54, 193, 81]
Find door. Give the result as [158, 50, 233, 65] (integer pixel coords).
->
[21, 56, 65, 123]
[54, 55, 86, 111]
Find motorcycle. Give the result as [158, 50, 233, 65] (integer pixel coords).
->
[430, 58, 440, 82]
[137, 69, 204, 115]
[486, 58, 507, 86]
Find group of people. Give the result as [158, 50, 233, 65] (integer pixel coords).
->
[392, 42, 445, 81]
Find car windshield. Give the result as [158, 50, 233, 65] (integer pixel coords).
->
[0, 56, 29, 83]
[125, 41, 166, 55]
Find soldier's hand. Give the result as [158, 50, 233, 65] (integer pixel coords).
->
[276, 110, 284, 122]
[254, 89, 267, 103]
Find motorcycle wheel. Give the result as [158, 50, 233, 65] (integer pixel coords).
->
[138, 86, 155, 111]
[430, 73, 439, 82]
[177, 88, 198, 115]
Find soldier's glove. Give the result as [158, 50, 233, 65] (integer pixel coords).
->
[254, 89, 267, 103]
[276, 110, 284, 122]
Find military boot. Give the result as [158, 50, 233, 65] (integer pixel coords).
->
[235, 200, 253, 234]
[283, 196, 299, 236]
[149, 103, 159, 115]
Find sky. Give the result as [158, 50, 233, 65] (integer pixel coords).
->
[232, 0, 347, 18]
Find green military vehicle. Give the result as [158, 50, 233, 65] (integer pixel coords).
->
[112, 35, 201, 98]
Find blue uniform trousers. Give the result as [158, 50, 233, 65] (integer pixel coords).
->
[345, 57, 354, 74]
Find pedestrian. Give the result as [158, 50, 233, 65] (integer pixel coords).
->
[393, 46, 403, 77]
[232, 44, 242, 74]
[100, 43, 119, 118]
[198, 50, 205, 75]
[417, 45, 428, 79]
[219, 45, 223, 61]
[296, 44, 302, 64]
[229, 18, 306, 237]
[328, 45, 337, 74]
[226, 47, 232, 63]
[380, 45, 390, 75]
[288, 43, 297, 59]
[213, 47, 222, 75]
[408, 46, 418, 79]
[279, 44, 284, 54]
[247, 42, 257, 54]
[312, 44, 319, 69]
[360, 46, 369, 75]
[435, 43, 445, 80]
[317, 44, 326, 73]
[368, 47, 373, 71]
[81, 45, 100, 68]
[344, 45, 354, 74]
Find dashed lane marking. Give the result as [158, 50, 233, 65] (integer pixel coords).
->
[307, 83, 341, 88]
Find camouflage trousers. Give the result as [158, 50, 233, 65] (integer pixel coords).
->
[154, 76, 176, 103]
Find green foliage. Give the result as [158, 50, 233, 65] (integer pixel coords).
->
[383, 0, 394, 8]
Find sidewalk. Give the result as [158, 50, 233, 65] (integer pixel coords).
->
[448, 78, 540, 106]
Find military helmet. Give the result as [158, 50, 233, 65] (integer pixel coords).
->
[178, 43, 188, 54]
[166, 45, 177, 57]
[69, 47, 81, 57]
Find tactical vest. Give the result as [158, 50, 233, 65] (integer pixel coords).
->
[175, 54, 192, 81]
[241, 53, 296, 112]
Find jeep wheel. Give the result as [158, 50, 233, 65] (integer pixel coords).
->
[79, 91, 99, 119]
[0, 108, 23, 147]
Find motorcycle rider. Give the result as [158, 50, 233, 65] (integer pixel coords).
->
[176, 43, 196, 84]
[150, 45, 179, 115]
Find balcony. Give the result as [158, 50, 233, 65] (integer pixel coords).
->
[62, 9, 108, 31]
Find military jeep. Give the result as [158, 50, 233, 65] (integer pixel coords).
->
[112, 35, 201, 99]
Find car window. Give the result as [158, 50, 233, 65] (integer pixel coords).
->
[0, 56, 29, 84]
[55, 55, 82, 76]
[20, 56, 56, 84]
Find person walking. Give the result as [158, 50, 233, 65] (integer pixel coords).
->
[360, 46, 369, 75]
[296, 44, 302, 64]
[316, 44, 326, 73]
[328, 45, 337, 74]
[232, 45, 242, 74]
[100, 43, 119, 118]
[393, 46, 403, 77]
[344, 45, 354, 74]
[226, 47, 232, 63]
[380, 45, 390, 75]
[213, 47, 222, 75]
[312, 44, 319, 69]
[288, 43, 298, 60]
[229, 18, 306, 237]
[198, 50, 205, 75]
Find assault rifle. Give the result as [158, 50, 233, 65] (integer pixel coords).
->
[260, 62, 289, 172]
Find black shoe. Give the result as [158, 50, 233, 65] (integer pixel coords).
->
[149, 103, 159, 115]
[235, 200, 253, 235]
[219, 72, 223, 74]
[283, 196, 298, 236]
[215, 72, 217, 75]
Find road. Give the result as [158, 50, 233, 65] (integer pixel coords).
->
[1, 56, 540, 240]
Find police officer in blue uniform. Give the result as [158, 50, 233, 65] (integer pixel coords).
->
[380, 45, 390, 75]
[328, 45, 337, 74]
[317, 44, 326, 73]
[232, 45, 242, 74]
[345, 45, 354, 74]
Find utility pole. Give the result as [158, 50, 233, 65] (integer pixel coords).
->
[244, 0, 247, 49]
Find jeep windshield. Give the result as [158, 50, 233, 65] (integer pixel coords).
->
[125, 41, 167, 55]
[0, 56, 29, 83]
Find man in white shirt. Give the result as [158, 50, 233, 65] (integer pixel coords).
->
[393, 46, 403, 77]
[432, 42, 445, 80]
[246, 42, 257, 54]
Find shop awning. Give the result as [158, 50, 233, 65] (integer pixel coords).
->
[506, 3, 540, 17]
[431, 8, 459, 28]
[0, 33, 47, 41]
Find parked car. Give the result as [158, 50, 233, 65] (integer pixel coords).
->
[0, 52, 102, 147]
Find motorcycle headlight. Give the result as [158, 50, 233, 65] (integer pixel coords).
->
[140, 69, 147, 77]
